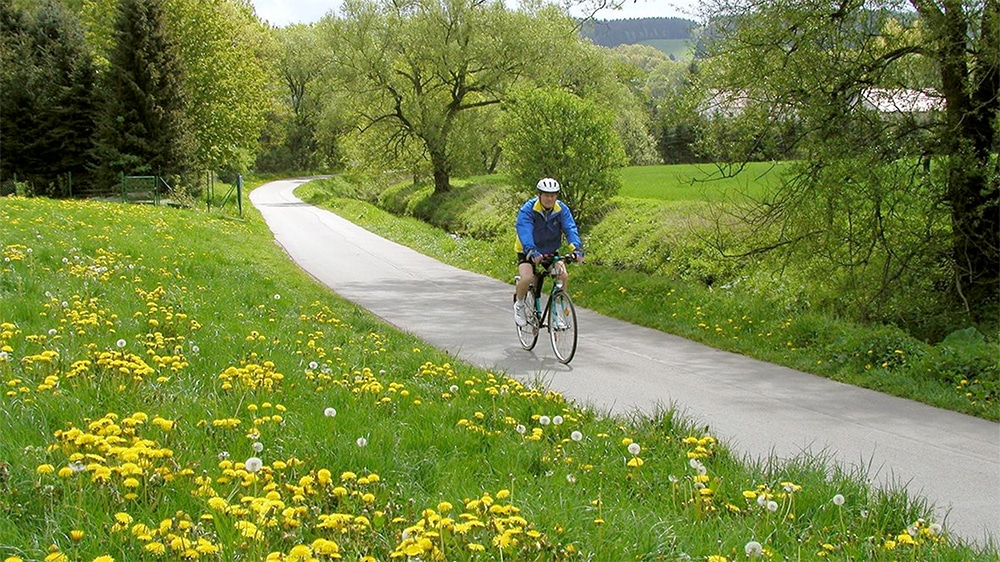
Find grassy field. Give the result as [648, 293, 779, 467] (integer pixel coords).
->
[619, 162, 792, 201]
[1, 194, 994, 561]
[638, 39, 694, 61]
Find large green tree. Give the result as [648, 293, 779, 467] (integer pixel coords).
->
[0, 0, 98, 195]
[92, 0, 191, 187]
[698, 0, 998, 326]
[322, 0, 572, 194]
[166, 0, 274, 173]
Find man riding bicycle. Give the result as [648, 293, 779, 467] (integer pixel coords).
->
[513, 178, 584, 327]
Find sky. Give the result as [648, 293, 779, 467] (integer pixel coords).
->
[251, 0, 701, 28]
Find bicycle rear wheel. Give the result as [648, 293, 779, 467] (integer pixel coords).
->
[549, 291, 577, 364]
[516, 297, 539, 350]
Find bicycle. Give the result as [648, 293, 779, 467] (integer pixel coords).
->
[513, 254, 578, 364]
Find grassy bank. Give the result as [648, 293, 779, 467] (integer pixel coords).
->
[295, 173, 998, 423]
[0, 195, 994, 560]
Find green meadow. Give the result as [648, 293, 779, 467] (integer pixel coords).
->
[1, 194, 994, 561]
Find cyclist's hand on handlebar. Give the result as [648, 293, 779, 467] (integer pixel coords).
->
[527, 250, 543, 264]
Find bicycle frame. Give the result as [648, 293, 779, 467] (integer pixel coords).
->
[515, 254, 578, 363]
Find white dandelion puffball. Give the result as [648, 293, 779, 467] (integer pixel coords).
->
[273, 294, 281, 300]
[566, 474, 576, 484]
[515, 424, 526, 434]
[538, 415, 551, 426]
[745, 541, 763, 557]
[571, 431, 583, 442]
[252, 441, 264, 453]
[48, 328, 57, 336]
[449, 385, 459, 393]
[356, 437, 368, 447]
[627, 442, 641, 456]
[552, 415, 564, 425]
[832, 494, 845, 506]
[309, 361, 319, 370]
[244, 457, 263, 473]
[766, 500, 779, 512]
[324, 407, 337, 418]
[116, 339, 127, 348]
[757, 494, 768, 507]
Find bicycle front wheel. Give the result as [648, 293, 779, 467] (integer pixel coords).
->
[548, 291, 577, 364]
[516, 298, 539, 350]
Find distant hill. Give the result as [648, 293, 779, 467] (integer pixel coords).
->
[580, 17, 697, 48]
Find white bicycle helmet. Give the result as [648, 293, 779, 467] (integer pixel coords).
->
[536, 177, 560, 193]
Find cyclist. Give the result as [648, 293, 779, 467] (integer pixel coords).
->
[513, 177, 584, 327]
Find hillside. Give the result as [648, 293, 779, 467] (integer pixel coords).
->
[580, 16, 696, 48]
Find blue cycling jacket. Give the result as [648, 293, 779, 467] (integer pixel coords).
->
[514, 196, 583, 256]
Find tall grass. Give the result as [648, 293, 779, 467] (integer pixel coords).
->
[1, 195, 993, 561]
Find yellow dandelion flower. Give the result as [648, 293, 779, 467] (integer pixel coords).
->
[91, 556, 114, 562]
[70, 530, 85, 541]
[36, 464, 55, 475]
[43, 553, 68, 562]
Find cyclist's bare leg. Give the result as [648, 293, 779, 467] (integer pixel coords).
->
[515, 262, 535, 301]
[552, 261, 568, 289]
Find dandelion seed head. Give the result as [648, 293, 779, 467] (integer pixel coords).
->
[766, 500, 778, 512]
[48, 328, 57, 336]
[539, 415, 551, 426]
[566, 474, 576, 483]
[244, 457, 263, 473]
[571, 430, 583, 442]
[190, 344, 200, 353]
[356, 437, 368, 447]
[116, 339, 127, 348]
[515, 424, 526, 434]
[309, 361, 319, 370]
[627, 442, 641, 456]
[449, 385, 459, 393]
[273, 294, 281, 300]
[324, 407, 337, 418]
[218, 451, 230, 460]
[252, 441, 264, 453]
[745, 541, 763, 557]
[552, 415, 564, 425]
[832, 494, 845, 506]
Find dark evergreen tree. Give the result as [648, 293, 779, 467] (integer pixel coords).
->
[93, 0, 191, 189]
[1, 0, 98, 196]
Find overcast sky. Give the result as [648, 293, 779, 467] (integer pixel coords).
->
[251, 0, 701, 28]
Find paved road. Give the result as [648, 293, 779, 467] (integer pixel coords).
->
[251, 178, 999, 546]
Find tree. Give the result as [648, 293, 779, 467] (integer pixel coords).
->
[166, 0, 274, 174]
[697, 0, 998, 327]
[92, 0, 192, 187]
[258, 23, 327, 172]
[0, 0, 98, 195]
[501, 87, 626, 224]
[323, 0, 571, 194]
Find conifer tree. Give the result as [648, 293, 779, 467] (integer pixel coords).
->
[0, 0, 98, 195]
[93, 0, 191, 189]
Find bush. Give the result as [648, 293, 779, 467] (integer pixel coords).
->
[500, 87, 627, 224]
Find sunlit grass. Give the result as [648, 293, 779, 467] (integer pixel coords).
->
[0, 195, 994, 561]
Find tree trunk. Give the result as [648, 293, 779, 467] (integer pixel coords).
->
[936, 1, 999, 318]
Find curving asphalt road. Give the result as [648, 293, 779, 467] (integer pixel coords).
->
[250, 178, 999, 546]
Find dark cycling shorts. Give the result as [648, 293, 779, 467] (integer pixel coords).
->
[517, 252, 533, 266]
